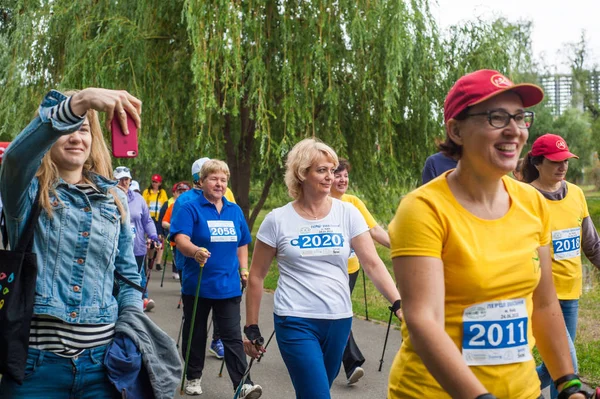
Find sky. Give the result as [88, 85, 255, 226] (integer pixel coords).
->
[432, 0, 600, 73]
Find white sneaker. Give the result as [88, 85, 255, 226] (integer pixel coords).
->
[347, 366, 364, 385]
[172, 272, 180, 280]
[185, 378, 202, 395]
[239, 383, 262, 399]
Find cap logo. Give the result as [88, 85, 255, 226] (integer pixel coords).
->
[490, 74, 513, 88]
[556, 140, 566, 150]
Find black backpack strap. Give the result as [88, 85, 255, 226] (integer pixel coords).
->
[1, 210, 7, 249]
[16, 189, 43, 253]
[114, 270, 144, 293]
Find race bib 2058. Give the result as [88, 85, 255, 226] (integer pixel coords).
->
[207, 220, 238, 242]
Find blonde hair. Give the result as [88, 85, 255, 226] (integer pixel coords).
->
[284, 138, 339, 199]
[200, 159, 230, 181]
[36, 90, 125, 221]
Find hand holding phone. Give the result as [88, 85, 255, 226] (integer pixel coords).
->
[111, 112, 138, 158]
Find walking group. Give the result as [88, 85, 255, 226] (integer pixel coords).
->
[0, 69, 598, 399]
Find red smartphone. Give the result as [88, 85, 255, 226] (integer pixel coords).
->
[111, 113, 138, 158]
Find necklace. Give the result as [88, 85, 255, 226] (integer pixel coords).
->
[298, 198, 329, 220]
[300, 204, 319, 219]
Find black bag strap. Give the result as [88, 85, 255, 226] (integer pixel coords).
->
[114, 270, 144, 293]
[16, 189, 43, 253]
[1, 210, 7, 250]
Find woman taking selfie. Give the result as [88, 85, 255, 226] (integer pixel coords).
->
[0, 88, 143, 397]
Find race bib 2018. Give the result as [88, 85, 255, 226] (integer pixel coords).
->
[552, 227, 581, 261]
[462, 298, 532, 366]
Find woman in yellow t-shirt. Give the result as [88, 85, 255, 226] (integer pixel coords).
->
[522, 133, 600, 398]
[142, 173, 169, 267]
[388, 70, 587, 399]
[330, 158, 392, 385]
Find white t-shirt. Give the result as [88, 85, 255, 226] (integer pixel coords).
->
[257, 198, 369, 319]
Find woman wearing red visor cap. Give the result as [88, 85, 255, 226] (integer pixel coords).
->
[388, 70, 593, 399]
[522, 134, 600, 398]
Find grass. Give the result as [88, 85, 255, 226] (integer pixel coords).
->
[249, 188, 600, 384]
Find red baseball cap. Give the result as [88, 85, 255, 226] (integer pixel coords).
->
[0, 142, 10, 165]
[151, 174, 162, 182]
[444, 69, 544, 122]
[172, 181, 191, 193]
[531, 134, 579, 161]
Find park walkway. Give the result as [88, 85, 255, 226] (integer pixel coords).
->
[145, 273, 403, 399]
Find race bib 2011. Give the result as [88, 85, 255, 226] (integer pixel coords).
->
[462, 298, 532, 366]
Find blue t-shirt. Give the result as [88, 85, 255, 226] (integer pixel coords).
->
[171, 189, 203, 270]
[421, 152, 457, 185]
[169, 192, 251, 298]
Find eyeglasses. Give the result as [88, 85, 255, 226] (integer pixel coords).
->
[465, 110, 534, 129]
[115, 166, 130, 173]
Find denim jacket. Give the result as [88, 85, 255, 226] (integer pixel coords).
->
[0, 90, 143, 324]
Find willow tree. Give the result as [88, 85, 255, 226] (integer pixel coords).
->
[183, 0, 448, 224]
[1, 0, 199, 184]
[1, 1, 537, 227]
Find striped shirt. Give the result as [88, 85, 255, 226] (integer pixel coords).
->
[28, 183, 114, 358]
[29, 315, 115, 358]
[49, 96, 85, 125]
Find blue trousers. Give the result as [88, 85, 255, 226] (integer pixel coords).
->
[0, 346, 117, 399]
[274, 314, 352, 399]
[536, 299, 579, 399]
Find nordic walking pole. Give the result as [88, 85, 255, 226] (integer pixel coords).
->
[143, 244, 158, 295]
[257, 330, 275, 363]
[233, 337, 264, 399]
[219, 285, 245, 377]
[362, 268, 369, 321]
[176, 313, 184, 349]
[378, 308, 394, 372]
[179, 249, 208, 395]
[160, 242, 170, 287]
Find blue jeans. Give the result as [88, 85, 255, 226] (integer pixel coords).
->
[274, 314, 352, 399]
[0, 345, 117, 398]
[135, 255, 148, 299]
[536, 299, 579, 399]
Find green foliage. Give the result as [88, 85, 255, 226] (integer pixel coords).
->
[0, 1, 557, 224]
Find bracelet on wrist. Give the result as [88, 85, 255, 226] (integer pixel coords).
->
[554, 373, 580, 389]
[474, 394, 497, 399]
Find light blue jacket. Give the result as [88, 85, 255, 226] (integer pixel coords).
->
[0, 90, 143, 324]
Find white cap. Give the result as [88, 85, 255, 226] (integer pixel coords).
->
[191, 157, 210, 178]
[113, 166, 132, 180]
[130, 180, 140, 192]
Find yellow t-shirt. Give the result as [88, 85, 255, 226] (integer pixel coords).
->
[387, 173, 550, 399]
[545, 182, 589, 300]
[142, 188, 169, 221]
[225, 187, 236, 204]
[340, 194, 378, 273]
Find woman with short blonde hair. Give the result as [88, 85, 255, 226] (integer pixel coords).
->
[200, 159, 230, 181]
[284, 139, 339, 199]
[170, 158, 262, 398]
[243, 138, 401, 398]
